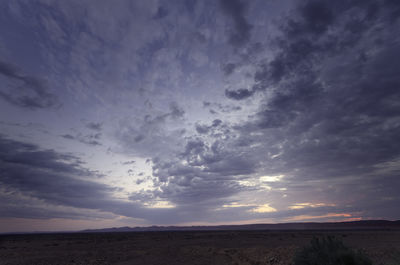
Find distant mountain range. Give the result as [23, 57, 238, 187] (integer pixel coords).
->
[81, 220, 400, 233]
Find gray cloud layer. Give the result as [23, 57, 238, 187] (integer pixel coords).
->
[1, 0, 400, 226]
[142, 0, 400, 220]
[0, 61, 59, 109]
[219, 0, 252, 47]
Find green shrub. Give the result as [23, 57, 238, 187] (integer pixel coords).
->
[293, 236, 372, 265]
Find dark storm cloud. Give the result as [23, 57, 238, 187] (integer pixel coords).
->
[0, 60, 59, 110]
[219, 0, 252, 47]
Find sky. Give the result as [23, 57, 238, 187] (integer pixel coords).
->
[0, 0, 400, 233]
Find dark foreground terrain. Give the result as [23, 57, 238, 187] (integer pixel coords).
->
[1, 230, 400, 265]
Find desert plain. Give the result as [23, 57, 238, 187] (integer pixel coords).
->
[1, 229, 400, 265]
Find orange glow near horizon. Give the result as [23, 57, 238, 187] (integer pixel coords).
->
[285, 213, 354, 222]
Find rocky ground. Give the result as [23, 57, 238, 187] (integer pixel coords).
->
[1, 230, 399, 265]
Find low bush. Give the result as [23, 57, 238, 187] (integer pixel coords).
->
[293, 236, 372, 265]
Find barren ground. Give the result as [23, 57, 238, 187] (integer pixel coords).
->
[1, 230, 400, 265]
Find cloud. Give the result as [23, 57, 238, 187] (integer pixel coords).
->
[252, 0, 386, 90]
[136, 0, 400, 222]
[225, 88, 254, 100]
[147, 132, 260, 212]
[115, 102, 186, 157]
[195, 124, 210, 134]
[227, 0, 400, 218]
[153, 6, 169, 20]
[219, 0, 252, 47]
[0, 135, 111, 214]
[202, 101, 242, 113]
[195, 119, 223, 134]
[122, 160, 136, 165]
[86, 122, 102, 131]
[297, 1, 334, 35]
[61, 132, 102, 146]
[0, 60, 59, 110]
[221, 62, 236, 75]
[0, 135, 190, 223]
[2, 0, 400, 225]
[169, 102, 185, 119]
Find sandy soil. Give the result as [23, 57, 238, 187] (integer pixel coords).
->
[1, 230, 399, 265]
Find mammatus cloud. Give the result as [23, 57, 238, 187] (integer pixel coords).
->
[0, 61, 59, 110]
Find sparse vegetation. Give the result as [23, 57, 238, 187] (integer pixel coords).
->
[293, 236, 372, 265]
[1, 231, 399, 264]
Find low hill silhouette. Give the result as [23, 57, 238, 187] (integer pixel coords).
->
[81, 220, 400, 233]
